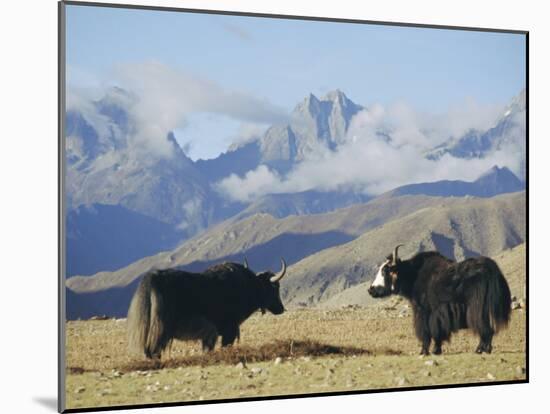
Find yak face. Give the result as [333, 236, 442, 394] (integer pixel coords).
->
[368, 257, 400, 298]
[252, 259, 287, 315]
[257, 272, 285, 315]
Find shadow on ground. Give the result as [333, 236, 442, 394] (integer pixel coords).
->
[120, 339, 373, 372]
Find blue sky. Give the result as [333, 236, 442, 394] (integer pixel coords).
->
[66, 4, 526, 160]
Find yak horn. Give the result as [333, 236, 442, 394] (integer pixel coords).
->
[392, 244, 404, 265]
[270, 258, 287, 282]
[243, 258, 249, 269]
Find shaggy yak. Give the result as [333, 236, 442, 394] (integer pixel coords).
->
[368, 245, 512, 355]
[127, 259, 287, 359]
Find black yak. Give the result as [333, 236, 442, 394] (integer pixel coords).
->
[127, 259, 287, 359]
[368, 245, 512, 355]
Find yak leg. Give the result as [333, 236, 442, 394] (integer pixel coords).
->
[221, 324, 240, 347]
[202, 336, 217, 352]
[148, 334, 170, 360]
[421, 336, 432, 356]
[199, 320, 218, 352]
[415, 311, 432, 355]
[145, 323, 170, 360]
[473, 310, 494, 354]
[429, 308, 446, 355]
[432, 338, 443, 355]
[476, 329, 494, 354]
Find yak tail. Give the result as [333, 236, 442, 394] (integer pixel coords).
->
[485, 262, 512, 333]
[468, 259, 512, 335]
[127, 272, 166, 359]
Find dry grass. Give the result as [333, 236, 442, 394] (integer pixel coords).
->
[65, 306, 526, 410]
[122, 340, 371, 372]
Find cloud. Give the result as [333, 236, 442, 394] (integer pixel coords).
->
[215, 165, 282, 203]
[68, 61, 288, 159]
[228, 123, 269, 150]
[347, 99, 506, 149]
[215, 99, 523, 202]
[112, 61, 289, 158]
[113, 61, 287, 123]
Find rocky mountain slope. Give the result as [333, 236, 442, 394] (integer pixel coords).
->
[66, 88, 215, 232]
[66, 203, 186, 277]
[427, 89, 526, 180]
[66, 190, 525, 319]
[282, 191, 525, 307]
[65, 88, 526, 279]
[66, 194, 459, 293]
[384, 166, 524, 199]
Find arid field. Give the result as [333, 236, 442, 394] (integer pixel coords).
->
[65, 302, 526, 410]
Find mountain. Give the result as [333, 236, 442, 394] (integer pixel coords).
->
[282, 191, 525, 307]
[65, 89, 367, 278]
[226, 90, 363, 175]
[490, 242, 526, 300]
[64, 88, 526, 284]
[234, 190, 371, 220]
[66, 88, 215, 232]
[66, 194, 451, 293]
[384, 165, 524, 199]
[195, 140, 261, 183]
[66, 204, 186, 277]
[426, 89, 526, 180]
[65, 188, 525, 318]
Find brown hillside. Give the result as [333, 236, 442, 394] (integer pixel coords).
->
[67, 194, 463, 293]
[283, 192, 525, 307]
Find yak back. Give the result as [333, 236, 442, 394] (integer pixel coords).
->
[407, 252, 503, 309]
[147, 263, 263, 329]
[402, 252, 453, 306]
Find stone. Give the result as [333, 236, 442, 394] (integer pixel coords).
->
[516, 366, 526, 375]
[395, 377, 408, 386]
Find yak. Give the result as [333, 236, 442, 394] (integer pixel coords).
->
[368, 245, 512, 355]
[127, 259, 287, 359]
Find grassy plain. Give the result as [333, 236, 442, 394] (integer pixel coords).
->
[65, 304, 526, 410]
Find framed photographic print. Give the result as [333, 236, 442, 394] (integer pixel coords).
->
[59, 1, 527, 412]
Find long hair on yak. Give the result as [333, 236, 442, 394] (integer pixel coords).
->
[464, 258, 512, 335]
[127, 273, 167, 359]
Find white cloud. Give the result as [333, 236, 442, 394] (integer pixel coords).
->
[228, 123, 269, 149]
[68, 61, 288, 159]
[215, 165, 282, 203]
[215, 99, 523, 202]
[113, 61, 287, 122]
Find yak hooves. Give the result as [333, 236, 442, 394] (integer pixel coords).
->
[475, 344, 493, 354]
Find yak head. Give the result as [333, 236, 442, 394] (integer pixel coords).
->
[368, 244, 404, 298]
[254, 258, 287, 315]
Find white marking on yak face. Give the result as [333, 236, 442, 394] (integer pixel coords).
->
[371, 259, 391, 288]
